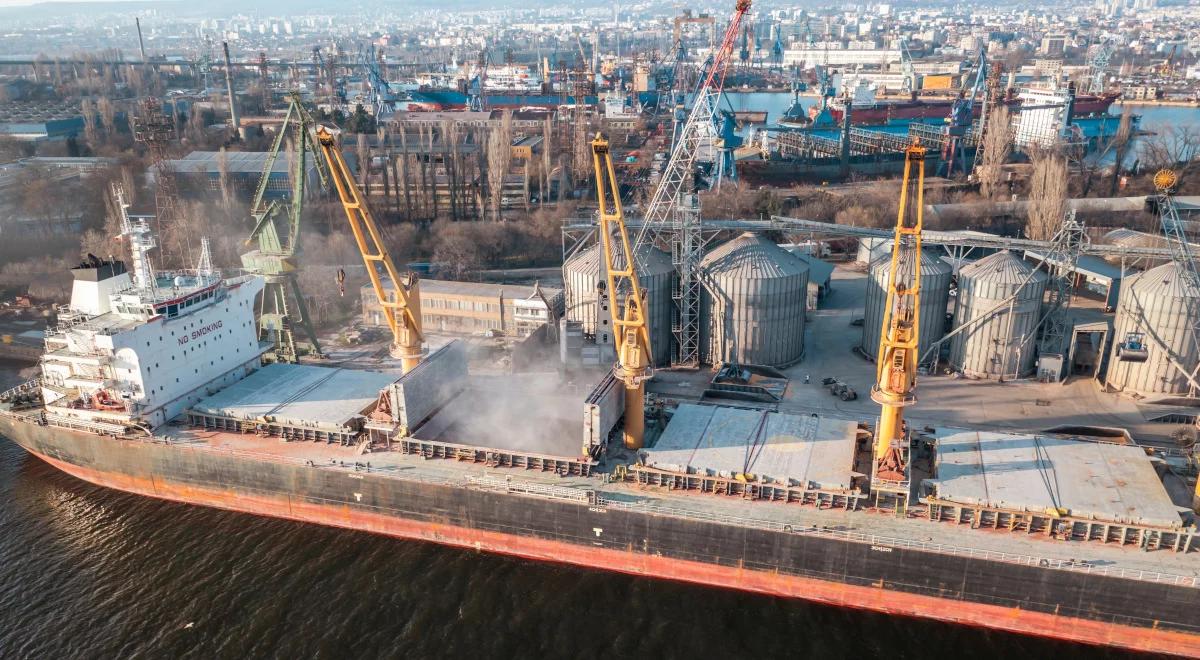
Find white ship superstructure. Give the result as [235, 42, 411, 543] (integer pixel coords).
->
[482, 65, 541, 92]
[38, 197, 266, 430]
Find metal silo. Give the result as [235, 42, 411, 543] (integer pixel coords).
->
[1106, 262, 1200, 396]
[700, 233, 809, 367]
[862, 250, 953, 362]
[949, 250, 1047, 379]
[563, 242, 675, 366]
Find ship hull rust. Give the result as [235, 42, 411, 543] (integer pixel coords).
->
[3, 415, 1200, 658]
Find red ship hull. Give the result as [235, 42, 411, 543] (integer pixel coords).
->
[4, 410, 1200, 659]
[26, 446, 1200, 659]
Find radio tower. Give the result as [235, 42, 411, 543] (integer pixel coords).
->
[134, 97, 180, 236]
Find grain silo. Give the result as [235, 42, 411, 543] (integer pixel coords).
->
[563, 242, 675, 366]
[1105, 262, 1200, 396]
[862, 250, 953, 362]
[948, 250, 1047, 378]
[700, 233, 808, 367]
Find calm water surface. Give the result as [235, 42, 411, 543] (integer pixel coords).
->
[0, 361, 1145, 659]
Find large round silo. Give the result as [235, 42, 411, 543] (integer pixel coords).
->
[700, 233, 808, 367]
[949, 250, 1047, 378]
[563, 242, 675, 366]
[1106, 262, 1200, 396]
[862, 250, 953, 362]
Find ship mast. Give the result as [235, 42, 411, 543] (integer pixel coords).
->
[115, 184, 156, 291]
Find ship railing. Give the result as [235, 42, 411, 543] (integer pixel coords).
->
[596, 498, 1200, 588]
[467, 475, 595, 503]
[0, 377, 41, 402]
[43, 412, 129, 436]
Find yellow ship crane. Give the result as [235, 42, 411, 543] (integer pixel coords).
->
[592, 134, 653, 450]
[870, 142, 926, 484]
[315, 126, 425, 373]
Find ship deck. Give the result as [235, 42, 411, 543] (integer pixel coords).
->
[187, 364, 400, 434]
[926, 428, 1184, 529]
[152, 422, 1200, 588]
[645, 403, 859, 490]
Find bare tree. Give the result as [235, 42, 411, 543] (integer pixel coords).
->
[356, 132, 370, 191]
[80, 98, 99, 147]
[542, 118, 553, 203]
[976, 105, 1011, 200]
[1108, 108, 1135, 196]
[96, 97, 116, 139]
[487, 111, 514, 221]
[1142, 124, 1200, 181]
[1026, 149, 1068, 241]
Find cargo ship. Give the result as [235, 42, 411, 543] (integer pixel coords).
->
[825, 82, 1119, 126]
[3, 209, 1200, 657]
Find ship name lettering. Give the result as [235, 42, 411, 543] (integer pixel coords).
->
[588, 507, 605, 513]
[178, 320, 223, 346]
[870, 545, 893, 553]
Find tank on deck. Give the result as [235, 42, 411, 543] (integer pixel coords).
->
[949, 250, 1047, 378]
[1106, 262, 1200, 396]
[862, 250, 953, 362]
[700, 233, 809, 367]
[563, 242, 674, 367]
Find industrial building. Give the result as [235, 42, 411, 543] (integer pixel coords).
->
[362, 279, 563, 338]
[0, 100, 86, 141]
[165, 150, 321, 204]
[781, 47, 901, 67]
[790, 252, 835, 309]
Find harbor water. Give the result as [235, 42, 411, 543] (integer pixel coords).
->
[0, 360, 1141, 659]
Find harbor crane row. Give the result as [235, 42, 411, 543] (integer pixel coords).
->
[316, 126, 425, 373]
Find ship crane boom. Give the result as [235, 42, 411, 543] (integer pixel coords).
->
[592, 133, 653, 450]
[870, 142, 926, 485]
[315, 126, 425, 373]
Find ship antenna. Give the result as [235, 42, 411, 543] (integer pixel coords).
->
[114, 183, 156, 290]
[195, 237, 215, 280]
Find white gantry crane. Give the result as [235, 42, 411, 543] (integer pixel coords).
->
[634, 0, 751, 368]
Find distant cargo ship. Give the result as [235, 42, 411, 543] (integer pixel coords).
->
[826, 82, 1119, 125]
[404, 89, 656, 112]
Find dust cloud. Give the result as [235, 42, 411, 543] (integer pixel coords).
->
[417, 373, 587, 457]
